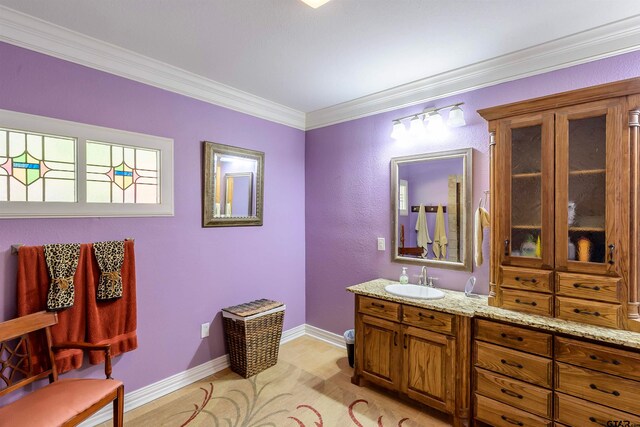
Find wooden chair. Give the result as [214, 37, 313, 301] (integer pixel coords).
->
[0, 311, 124, 426]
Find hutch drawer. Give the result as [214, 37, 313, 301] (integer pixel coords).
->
[501, 266, 553, 293]
[555, 296, 622, 329]
[475, 319, 552, 357]
[502, 289, 554, 317]
[555, 272, 621, 303]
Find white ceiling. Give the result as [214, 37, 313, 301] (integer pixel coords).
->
[2, 1, 640, 128]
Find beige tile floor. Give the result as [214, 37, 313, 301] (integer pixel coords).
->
[97, 336, 452, 426]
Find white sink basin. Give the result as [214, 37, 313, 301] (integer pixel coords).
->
[384, 284, 445, 300]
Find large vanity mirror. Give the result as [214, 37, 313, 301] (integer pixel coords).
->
[391, 148, 473, 271]
[203, 141, 264, 227]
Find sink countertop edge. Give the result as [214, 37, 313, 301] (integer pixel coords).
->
[347, 278, 640, 350]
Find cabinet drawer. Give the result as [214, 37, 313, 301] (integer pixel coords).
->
[475, 367, 552, 418]
[402, 305, 454, 335]
[475, 341, 552, 388]
[502, 289, 554, 317]
[475, 394, 552, 427]
[358, 296, 400, 322]
[556, 272, 621, 303]
[501, 267, 553, 293]
[475, 319, 552, 357]
[555, 336, 640, 381]
[555, 392, 640, 426]
[555, 296, 622, 329]
[555, 362, 640, 415]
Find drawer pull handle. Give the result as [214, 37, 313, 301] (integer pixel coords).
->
[589, 383, 620, 396]
[394, 331, 398, 346]
[608, 244, 615, 265]
[371, 302, 385, 308]
[514, 299, 537, 307]
[588, 416, 608, 426]
[514, 276, 537, 284]
[589, 354, 621, 365]
[418, 312, 435, 320]
[500, 388, 523, 399]
[500, 333, 523, 342]
[500, 415, 523, 426]
[500, 359, 523, 369]
[574, 308, 601, 317]
[573, 283, 601, 291]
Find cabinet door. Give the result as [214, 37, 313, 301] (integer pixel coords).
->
[359, 315, 401, 390]
[401, 325, 455, 413]
[497, 113, 555, 270]
[555, 98, 625, 276]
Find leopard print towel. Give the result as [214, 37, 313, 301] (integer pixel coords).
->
[43, 243, 81, 311]
[94, 240, 125, 300]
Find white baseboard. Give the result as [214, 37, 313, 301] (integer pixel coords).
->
[304, 324, 345, 348]
[81, 323, 335, 426]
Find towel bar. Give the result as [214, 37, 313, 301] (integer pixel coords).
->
[411, 205, 447, 213]
[11, 238, 134, 255]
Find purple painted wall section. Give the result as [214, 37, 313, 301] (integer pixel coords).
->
[305, 50, 640, 335]
[0, 42, 306, 393]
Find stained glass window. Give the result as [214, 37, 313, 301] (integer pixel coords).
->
[0, 128, 76, 202]
[86, 141, 160, 204]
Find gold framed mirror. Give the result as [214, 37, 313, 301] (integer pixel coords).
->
[203, 141, 264, 227]
[391, 148, 473, 271]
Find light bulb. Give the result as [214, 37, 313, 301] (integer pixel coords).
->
[390, 120, 407, 140]
[409, 115, 426, 137]
[447, 105, 466, 127]
[426, 111, 444, 132]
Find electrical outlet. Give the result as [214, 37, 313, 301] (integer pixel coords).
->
[377, 237, 385, 251]
[200, 322, 210, 338]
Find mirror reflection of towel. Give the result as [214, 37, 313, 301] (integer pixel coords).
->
[415, 204, 431, 258]
[433, 204, 448, 259]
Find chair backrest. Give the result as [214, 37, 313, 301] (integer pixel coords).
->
[0, 311, 58, 398]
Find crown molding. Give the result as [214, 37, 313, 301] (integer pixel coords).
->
[0, 6, 306, 130]
[305, 14, 640, 130]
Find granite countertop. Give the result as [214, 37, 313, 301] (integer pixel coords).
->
[347, 278, 640, 350]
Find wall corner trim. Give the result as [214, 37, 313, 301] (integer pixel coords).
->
[0, 6, 306, 130]
[305, 14, 640, 130]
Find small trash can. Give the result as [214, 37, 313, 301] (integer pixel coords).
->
[344, 329, 355, 368]
[222, 299, 285, 378]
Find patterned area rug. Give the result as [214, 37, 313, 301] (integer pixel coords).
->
[124, 360, 449, 427]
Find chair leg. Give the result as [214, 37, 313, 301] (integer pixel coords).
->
[113, 385, 124, 427]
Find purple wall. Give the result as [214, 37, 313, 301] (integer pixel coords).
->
[305, 49, 640, 335]
[0, 42, 306, 393]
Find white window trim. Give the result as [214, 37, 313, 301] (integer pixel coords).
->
[0, 109, 174, 218]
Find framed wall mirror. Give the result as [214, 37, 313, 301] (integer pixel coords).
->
[203, 141, 264, 227]
[391, 148, 473, 271]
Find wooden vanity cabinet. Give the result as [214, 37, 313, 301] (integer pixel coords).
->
[479, 79, 640, 332]
[473, 318, 640, 426]
[353, 295, 471, 427]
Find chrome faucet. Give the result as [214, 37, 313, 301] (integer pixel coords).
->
[420, 266, 428, 286]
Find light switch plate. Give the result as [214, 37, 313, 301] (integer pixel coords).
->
[377, 237, 385, 251]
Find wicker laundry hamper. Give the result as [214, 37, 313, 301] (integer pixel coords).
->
[222, 299, 285, 378]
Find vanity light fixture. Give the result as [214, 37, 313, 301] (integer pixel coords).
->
[390, 103, 466, 140]
[300, 0, 331, 8]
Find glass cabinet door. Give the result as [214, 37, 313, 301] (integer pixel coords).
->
[498, 113, 554, 269]
[555, 99, 624, 275]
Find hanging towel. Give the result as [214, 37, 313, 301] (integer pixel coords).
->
[433, 204, 448, 260]
[93, 240, 125, 300]
[415, 204, 431, 258]
[85, 240, 138, 364]
[17, 245, 87, 374]
[43, 243, 81, 311]
[475, 207, 491, 266]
